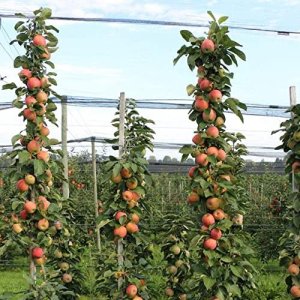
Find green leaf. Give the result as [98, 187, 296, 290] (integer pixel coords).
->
[16, 33, 28, 42]
[2, 82, 17, 90]
[186, 84, 196, 96]
[18, 150, 31, 164]
[218, 16, 229, 24]
[112, 163, 122, 177]
[34, 159, 45, 176]
[229, 47, 246, 61]
[207, 10, 216, 21]
[97, 219, 111, 229]
[48, 77, 57, 86]
[46, 102, 57, 112]
[40, 7, 52, 19]
[180, 30, 194, 42]
[48, 138, 59, 145]
[179, 145, 193, 155]
[14, 21, 24, 30]
[203, 276, 216, 290]
[12, 99, 23, 109]
[230, 265, 244, 279]
[12, 200, 23, 210]
[11, 134, 22, 145]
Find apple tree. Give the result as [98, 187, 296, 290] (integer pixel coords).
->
[2, 7, 77, 298]
[274, 104, 300, 298]
[96, 99, 155, 299]
[174, 11, 256, 299]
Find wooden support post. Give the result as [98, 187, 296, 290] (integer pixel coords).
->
[117, 92, 126, 291]
[290, 86, 298, 192]
[61, 96, 69, 199]
[92, 136, 101, 251]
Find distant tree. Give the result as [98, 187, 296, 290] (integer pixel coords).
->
[171, 157, 179, 163]
[162, 155, 172, 163]
[148, 155, 157, 162]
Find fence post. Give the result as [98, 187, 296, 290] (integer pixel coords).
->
[118, 92, 126, 291]
[61, 96, 69, 199]
[92, 136, 101, 251]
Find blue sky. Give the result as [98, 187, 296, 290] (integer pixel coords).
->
[0, 0, 299, 159]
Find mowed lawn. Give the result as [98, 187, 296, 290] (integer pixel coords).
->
[0, 270, 93, 299]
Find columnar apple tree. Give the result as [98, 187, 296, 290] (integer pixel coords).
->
[275, 104, 300, 298]
[174, 12, 256, 299]
[2, 8, 75, 298]
[96, 99, 155, 299]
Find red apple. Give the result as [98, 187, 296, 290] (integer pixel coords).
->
[206, 126, 219, 138]
[187, 191, 199, 204]
[206, 146, 219, 157]
[33, 34, 47, 47]
[20, 209, 28, 220]
[198, 78, 213, 91]
[115, 211, 127, 221]
[217, 149, 226, 161]
[201, 39, 215, 53]
[202, 109, 217, 122]
[194, 96, 209, 111]
[210, 228, 222, 240]
[16, 179, 29, 192]
[114, 226, 127, 238]
[213, 209, 225, 221]
[32, 247, 44, 258]
[192, 133, 204, 145]
[24, 201, 36, 214]
[203, 238, 217, 250]
[195, 153, 208, 166]
[25, 96, 37, 106]
[27, 140, 40, 153]
[23, 108, 36, 121]
[27, 77, 41, 90]
[209, 89, 222, 102]
[37, 196, 50, 211]
[202, 213, 215, 227]
[37, 151, 50, 162]
[126, 284, 138, 298]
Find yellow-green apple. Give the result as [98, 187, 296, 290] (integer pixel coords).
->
[36, 90, 48, 103]
[215, 116, 225, 127]
[126, 177, 138, 190]
[40, 77, 50, 88]
[111, 173, 122, 183]
[168, 265, 178, 274]
[37, 218, 49, 231]
[12, 223, 23, 233]
[165, 288, 174, 296]
[36, 103, 46, 116]
[62, 273, 73, 283]
[170, 245, 181, 255]
[232, 214, 243, 225]
[25, 174, 35, 185]
[206, 197, 220, 210]
[59, 262, 70, 271]
[54, 221, 63, 230]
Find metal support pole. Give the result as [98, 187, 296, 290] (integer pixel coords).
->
[61, 96, 69, 199]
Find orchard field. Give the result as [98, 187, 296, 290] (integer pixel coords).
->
[0, 6, 300, 300]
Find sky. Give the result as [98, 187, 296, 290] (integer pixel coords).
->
[0, 0, 299, 160]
